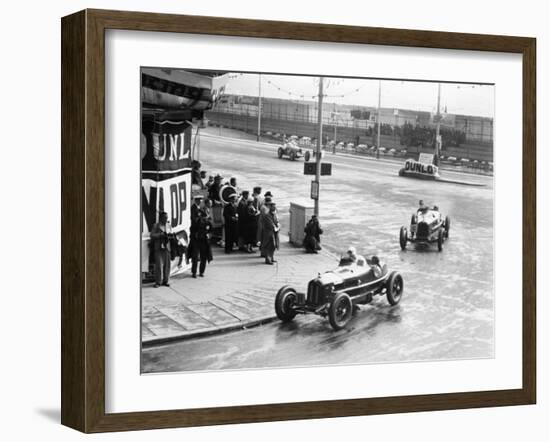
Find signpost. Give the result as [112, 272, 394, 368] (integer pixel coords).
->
[304, 162, 332, 176]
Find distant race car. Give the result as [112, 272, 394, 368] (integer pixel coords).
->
[274, 256, 404, 330]
[399, 206, 450, 251]
[277, 138, 304, 161]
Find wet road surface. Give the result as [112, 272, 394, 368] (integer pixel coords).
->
[142, 135, 494, 373]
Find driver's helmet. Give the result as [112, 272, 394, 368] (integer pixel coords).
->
[371, 255, 380, 265]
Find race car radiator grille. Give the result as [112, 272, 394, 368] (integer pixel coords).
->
[307, 281, 324, 305]
[416, 221, 430, 239]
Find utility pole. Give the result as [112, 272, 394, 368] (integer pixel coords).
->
[376, 80, 381, 159]
[257, 74, 262, 142]
[314, 77, 324, 217]
[434, 83, 441, 166]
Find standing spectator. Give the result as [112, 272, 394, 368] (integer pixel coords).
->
[303, 215, 323, 253]
[257, 196, 271, 256]
[208, 174, 223, 203]
[187, 209, 213, 278]
[150, 211, 173, 287]
[205, 175, 214, 190]
[191, 160, 204, 189]
[252, 187, 263, 246]
[237, 190, 250, 251]
[244, 197, 258, 253]
[223, 193, 239, 253]
[260, 201, 280, 265]
[190, 194, 203, 228]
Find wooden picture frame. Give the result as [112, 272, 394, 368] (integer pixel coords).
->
[61, 9, 536, 433]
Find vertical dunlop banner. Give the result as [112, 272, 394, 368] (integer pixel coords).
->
[141, 117, 192, 274]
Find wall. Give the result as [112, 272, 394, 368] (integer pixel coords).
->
[0, 1, 547, 442]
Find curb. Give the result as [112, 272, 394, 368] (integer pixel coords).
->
[142, 314, 278, 347]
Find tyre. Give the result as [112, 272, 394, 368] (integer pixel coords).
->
[445, 216, 451, 238]
[304, 151, 311, 162]
[289, 150, 296, 161]
[437, 229, 444, 251]
[399, 226, 408, 250]
[386, 271, 404, 306]
[328, 293, 353, 331]
[277, 147, 284, 158]
[410, 213, 417, 225]
[275, 285, 298, 322]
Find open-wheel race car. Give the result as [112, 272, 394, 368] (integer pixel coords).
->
[274, 256, 404, 331]
[277, 136, 304, 161]
[399, 206, 450, 252]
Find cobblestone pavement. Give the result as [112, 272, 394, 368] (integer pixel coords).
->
[142, 237, 337, 345]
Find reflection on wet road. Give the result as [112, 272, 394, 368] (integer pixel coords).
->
[142, 136, 494, 373]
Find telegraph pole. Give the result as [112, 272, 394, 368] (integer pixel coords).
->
[314, 77, 324, 217]
[434, 83, 441, 166]
[376, 80, 381, 159]
[257, 73, 262, 142]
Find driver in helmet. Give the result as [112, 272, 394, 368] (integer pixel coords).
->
[346, 246, 366, 267]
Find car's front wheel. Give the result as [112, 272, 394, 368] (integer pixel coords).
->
[445, 216, 451, 238]
[386, 271, 404, 305]
[289, 150, 296, 161]
[399, 226, 408, 250]
[275, 286, 298, 322]
[328, 293, 353, 331]
[437, 229, 444, 251]
[304, 151, 311, 162]
[277, 147, 284, 158]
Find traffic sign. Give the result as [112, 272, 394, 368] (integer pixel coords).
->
[310, 180, 319, 200]
[303, 162, 332, 176]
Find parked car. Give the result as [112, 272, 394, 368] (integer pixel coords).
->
[275, 256, 404, 330]
[399, 206, 450, 251]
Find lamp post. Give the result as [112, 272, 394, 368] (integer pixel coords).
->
[257, 73, 262, 142]
[376, 80, 381, 159]
[434, 83, 441, 166]
[314, 77, 324, 217]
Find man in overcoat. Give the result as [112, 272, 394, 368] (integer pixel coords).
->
[223, 193, 239, 253]
[260, 201, 280, 265]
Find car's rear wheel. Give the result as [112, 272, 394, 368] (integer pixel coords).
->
[328, 293, 353, 331]
[386, 272, 404, 306]
[277, 147, 284, 158]
[445, 216, 451, 238]
[411, 213, 417, 225]
[304, 151, 310, 162]
[289, 150, 296, 161]
[437, 229, 444, 251]
[399, 226, 408, 250]
[275, 286, 298, 322]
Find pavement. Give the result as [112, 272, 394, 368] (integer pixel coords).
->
[142, 236, 337, 346]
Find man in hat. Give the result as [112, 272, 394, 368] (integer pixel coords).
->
[187, 209, 213, 278]
[223, 193, 239, 253]
[150, 211, 173, 287]
[208, 174, 223, 203]
[260, 200, 280, 265]
[237, 190, 250, 251]
[190, 194, 204, 229]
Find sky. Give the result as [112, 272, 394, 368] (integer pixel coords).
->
[221, 73, 495, 118]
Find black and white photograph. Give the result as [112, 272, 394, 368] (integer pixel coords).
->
[140, 68, 494, 374]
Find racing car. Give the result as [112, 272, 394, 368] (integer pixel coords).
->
[274, 256, 404, 331]
[399, 206, 450, 251]
[277, 136, 304, 161]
